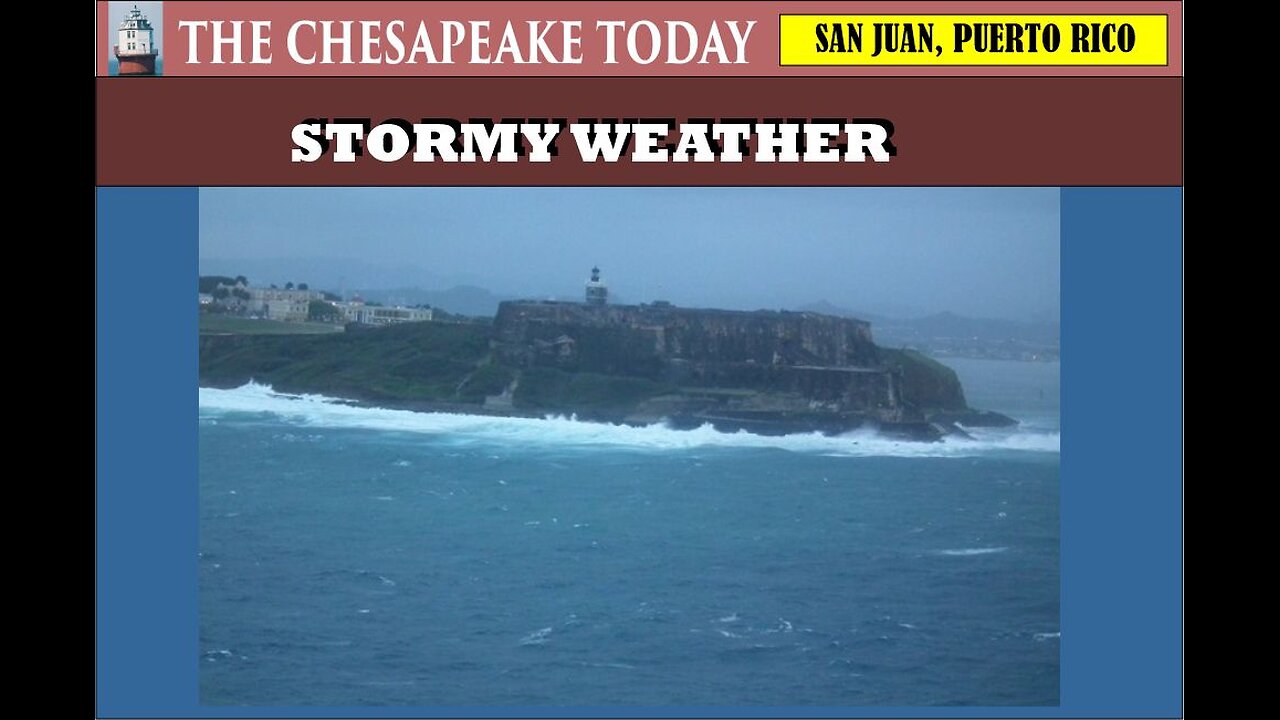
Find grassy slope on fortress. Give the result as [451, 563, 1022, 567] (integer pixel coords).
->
[200, 322, 494, 403]
[880, 347, 968, 411]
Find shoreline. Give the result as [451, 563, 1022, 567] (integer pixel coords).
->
[198, 381, 1017, 442]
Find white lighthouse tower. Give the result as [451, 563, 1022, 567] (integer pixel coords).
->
[115, 5, 158, 76]
[585, 266, 608, 306]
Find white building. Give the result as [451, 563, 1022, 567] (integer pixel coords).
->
[203, 281, 434, 326]
[248, 287, 323, 304]
[263, 298, 312, 322]
[116, 6, 156, 59]
[209, 282, 323, 322]
[248, 288, 321, 322]
[340, 302, 434, 326]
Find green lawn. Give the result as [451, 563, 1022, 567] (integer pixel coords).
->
[199, 314, 343, 336]
[200, 320, 494, 403]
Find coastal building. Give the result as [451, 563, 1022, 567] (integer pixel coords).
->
[339, 300, 434, 326]
[262, 298, 312, 322]
[585, 266, 608, 305]
[248, 287, 324, 305]
[206, 281, 322, 321]
[202, 279, 434, 325]
[246, 286, 322, 322]
[115, 5, 158, 76]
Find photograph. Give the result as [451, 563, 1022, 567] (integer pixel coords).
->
[196, 186, 1061, 707]
[108, 2, 163, 76]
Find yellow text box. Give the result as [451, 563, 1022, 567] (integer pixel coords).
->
[780, 15, 1168, 65]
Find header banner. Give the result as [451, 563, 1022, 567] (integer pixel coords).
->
[96, 77, 1182, 186]
[97, 1, 1183, 77]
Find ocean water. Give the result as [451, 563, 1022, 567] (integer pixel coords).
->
[199, 359, 1060, 707]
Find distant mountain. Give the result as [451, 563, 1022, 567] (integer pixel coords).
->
[798, 300, 875, 321]
[198, 257, 487, 296]
[360, 285, 512, 317]
[884, 311, 1060, 346]
[797, 302, 1059, 361]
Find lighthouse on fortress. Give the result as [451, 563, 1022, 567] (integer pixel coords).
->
[585, 266, 608, 306]
[114, 5, 158, 76]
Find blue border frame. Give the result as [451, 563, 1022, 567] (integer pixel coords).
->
[97, 187, 200, 715]
[95, 187, 1182, 718]
[1058, 188, 1182, 717]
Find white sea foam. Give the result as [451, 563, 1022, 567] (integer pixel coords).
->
[582, 661, 636, 670]
[519, 626, 554, 646]
[937, 547, 1009, 556]
[199, 382, 1060, 458]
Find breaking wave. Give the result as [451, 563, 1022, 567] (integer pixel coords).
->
[937, 547, 1009, 556]
[199, 382, 1059, 458]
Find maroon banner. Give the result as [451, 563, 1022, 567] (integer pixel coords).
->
[98, 0, 1184, 77]
[95, 77, 1182, 186]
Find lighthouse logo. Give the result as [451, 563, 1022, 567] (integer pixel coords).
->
[110, 2, 162, 76]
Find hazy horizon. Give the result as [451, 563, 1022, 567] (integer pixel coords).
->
[200, 187, 1060, 322]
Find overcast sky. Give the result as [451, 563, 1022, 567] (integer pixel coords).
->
[200, 187, 1059, 321]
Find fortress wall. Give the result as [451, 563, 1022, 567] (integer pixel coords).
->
[787, 367, 897, 408]
[670, 362, 897, 408]
[493, 301, 878, 369]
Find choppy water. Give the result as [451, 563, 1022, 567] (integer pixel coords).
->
[199, 359, 1059, 707]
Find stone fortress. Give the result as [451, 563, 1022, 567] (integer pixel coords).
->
[491, 267, 962, 432]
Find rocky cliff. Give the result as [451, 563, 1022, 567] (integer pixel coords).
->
[490, 301, 980, 437]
